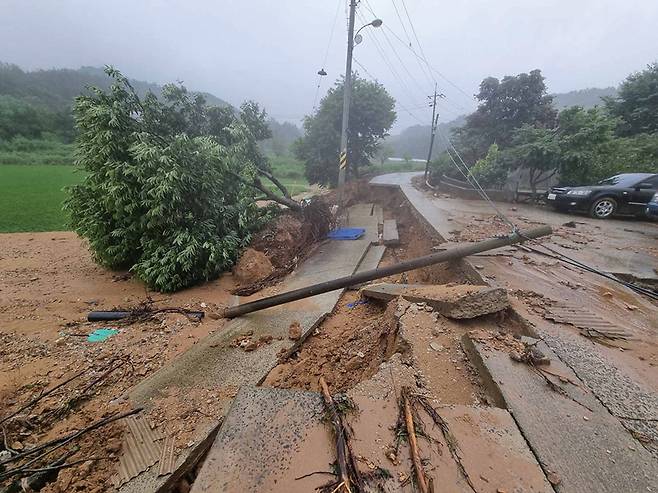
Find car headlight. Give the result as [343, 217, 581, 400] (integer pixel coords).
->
[652, 193, 658, 201]
[566, 189, 591, 196]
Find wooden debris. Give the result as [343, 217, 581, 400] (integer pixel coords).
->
[319, 377, 363, 493]
[403, 392, 429, 493]
[0, 369, 85, 426]
[0, 408, 142, 483]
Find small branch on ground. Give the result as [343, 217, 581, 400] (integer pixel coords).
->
[319, 377, 352, 493]
[0, 408, 142, 480]
[318, 377, 365, 493]
[413, 394, 477, 493]
[403, 390, 429, 493]
[0, 370, 86, 426]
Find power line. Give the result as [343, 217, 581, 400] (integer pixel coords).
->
[353, 56, 425, 125]
[357, 1, 431, 102]
[355, 9, 426, 110]
[389, 0, 434, 88]
[311, 0, 343, 112]
[362, 0, 473, 111]
[396, 0, 435, 87]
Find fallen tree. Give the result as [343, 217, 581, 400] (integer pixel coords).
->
[67, 67, 300, 292]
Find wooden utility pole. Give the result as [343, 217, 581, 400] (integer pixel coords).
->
[337, 0, 358, 200]
[424, 84, 442, 181]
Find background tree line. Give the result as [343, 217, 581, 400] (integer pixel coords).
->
[0, 63, 300, 165]
[431, 63, 658, 191]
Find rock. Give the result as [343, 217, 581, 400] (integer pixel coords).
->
[602, 292, 613, 298]
[546, 472, 561, 485]
[244, 340, 259, 352]
[54, 337, 66, 347]
[233, 248, 274, 285]
[288, 321, 302, 340]
[474, 265, 485, 270]
[429, 342, 444, 352]
[624, 303, 638, 311]
[363, 283, 510, 319]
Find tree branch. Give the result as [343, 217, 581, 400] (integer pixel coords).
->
[229, 171, 301, 211]
[257, 167, 292, 199]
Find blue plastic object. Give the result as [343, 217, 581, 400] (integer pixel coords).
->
[327, 227, 366, 240]
[87, 328, 120, 343]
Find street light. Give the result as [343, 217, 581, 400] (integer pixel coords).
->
[354, 18, 383, 45]
[337, 14, 383, 197]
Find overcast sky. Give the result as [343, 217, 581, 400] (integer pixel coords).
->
[2, 0, 657, 131]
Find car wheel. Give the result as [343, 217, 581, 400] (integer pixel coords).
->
[589, 197, 617, 219]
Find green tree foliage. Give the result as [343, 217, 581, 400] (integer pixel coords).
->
[66, 68, 289, 292]
[434, 64, 658, 189]
[294, 75, 396, 186]
[606, 63, 658, 136]
[506, 125, 560, 193]
[469, 144, 508, 188]
[0, 94, 73, 142]
[454, 70, 556, 162]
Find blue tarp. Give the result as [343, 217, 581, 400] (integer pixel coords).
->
[327, 227, 366, 240]
[87, 328, 120, 343]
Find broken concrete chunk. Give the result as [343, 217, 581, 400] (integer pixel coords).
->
[362, 283, 509, 319]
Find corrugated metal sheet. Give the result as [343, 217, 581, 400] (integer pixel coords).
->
[113, 416, 165, 488]
[158, 434, 176, 477]
[545, 302, 630, 340]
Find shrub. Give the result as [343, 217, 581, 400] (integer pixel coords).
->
[66, 68, 276, 292]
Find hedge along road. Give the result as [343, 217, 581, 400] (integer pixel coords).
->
[0, 165, 84, 233]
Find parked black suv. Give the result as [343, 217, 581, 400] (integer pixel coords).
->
[547, 173, 658, 219]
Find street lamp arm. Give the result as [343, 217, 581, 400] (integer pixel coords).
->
[355, 18, 383, 37]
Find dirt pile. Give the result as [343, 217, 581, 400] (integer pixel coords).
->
[264, 294, 399, 392]
[232, 248, 274, 285]
[234, 199, 334, 295]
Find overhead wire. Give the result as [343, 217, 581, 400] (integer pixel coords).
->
[353, 56, 425, 125]
[354, 9, 427, 115]
[389, 0, 435, 88]
[311, 0, 343, 113]
[358, 0, 430, 101]
[362, 0, 473, 109]
[433, 124, 658, 301]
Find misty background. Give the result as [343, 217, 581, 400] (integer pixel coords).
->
[2, 0, 657, 133]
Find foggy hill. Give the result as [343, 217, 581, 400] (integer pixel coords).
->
[0, 63, 232, 111]
[385, 116, 466, 160]
[551, 87, 617, 109]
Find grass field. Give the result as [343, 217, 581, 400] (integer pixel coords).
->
[0, 156, 425, 233]
[268, 155, 310, 195]
[0, 165, 83, 232]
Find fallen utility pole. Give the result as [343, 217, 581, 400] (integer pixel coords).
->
[224, 226, 552, 318]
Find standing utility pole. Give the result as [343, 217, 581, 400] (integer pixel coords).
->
[424, 84, 441, 181]
[338, 0, 357, 196]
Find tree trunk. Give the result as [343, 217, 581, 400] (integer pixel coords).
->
[257, 168, 292, 199]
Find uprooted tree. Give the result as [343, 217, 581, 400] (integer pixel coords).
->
[66, 67, 301, 292]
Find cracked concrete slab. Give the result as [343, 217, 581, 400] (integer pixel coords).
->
[464, 333, 658, 492]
